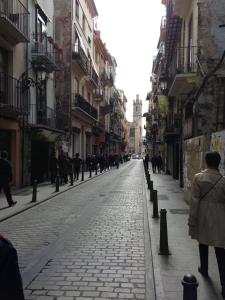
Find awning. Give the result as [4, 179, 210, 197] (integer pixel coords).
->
[35, 0, 52, 23]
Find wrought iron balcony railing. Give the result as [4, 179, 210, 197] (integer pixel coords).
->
[0, 0, 29, 43]
[168, 46, 197, 79]
[32, 34, 57, 73]
[30, 104, 67, 131]
[0, 72, 27, 116]
[73, 93, 98, 120]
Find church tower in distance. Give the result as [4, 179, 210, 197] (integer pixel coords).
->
[128, 94, 143, 155]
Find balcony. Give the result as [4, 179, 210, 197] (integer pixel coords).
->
[29, 104, 66, 132]
[0, 72, 27, 117]
[168, 46, 197, 96]
[72, 43, 89, 74]
[93, 87, 104, 102]
[0, 0, 29, 44]
[101, 70, 114, 87]
[72, 93, 98, 120]
[32, 34, 57, 73]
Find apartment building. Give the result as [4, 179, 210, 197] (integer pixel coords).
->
[147, 0, 225, 200]
[25, 0, 65, 183]
[0, 0, 29, 187]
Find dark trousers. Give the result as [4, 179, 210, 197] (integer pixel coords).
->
[0, 184, 13, 206]
[199, 243, 225, 286]
[74, 167, 80, 180]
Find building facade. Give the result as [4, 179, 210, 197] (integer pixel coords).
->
[145, 0, 225, 201]
[0, 0, 29, 187]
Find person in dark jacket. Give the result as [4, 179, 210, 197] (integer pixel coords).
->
[151, 154, 157, 173]
[156, 153, 163, 173]
[0, 151, 16, 207]
[144, 153, 149, 169]
[73, 153, 82, 180]
[0, 233, 24, 300]
[49, 151, 58, 184]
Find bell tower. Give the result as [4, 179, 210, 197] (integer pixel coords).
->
[133, 94, 142, 154]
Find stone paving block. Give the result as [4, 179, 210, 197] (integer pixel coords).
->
[83, 291, 100, 297]
[101, 292, 118, 298]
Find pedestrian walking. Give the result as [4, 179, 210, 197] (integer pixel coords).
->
[49, 151, 58, 184]
[0, 151, 16, 207]
[188, 151, 225, 299]
[144, 153, 149, 169]
[151, 154, 157, 173]
[66, 154, 73, 183]
[99, 154, 105, 173]
[73, 153, 82, 180]
[86, 154, 91, 171]
[156, 152, 163, 173]
[0, 233, 25, 300]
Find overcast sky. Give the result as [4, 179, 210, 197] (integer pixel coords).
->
[94, 0, 165, 122]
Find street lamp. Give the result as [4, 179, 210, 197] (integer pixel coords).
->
[160, 79, 167, 92]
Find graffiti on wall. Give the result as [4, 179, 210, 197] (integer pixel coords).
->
[210, 130, 225, 175]
[183, 135, 210, 203]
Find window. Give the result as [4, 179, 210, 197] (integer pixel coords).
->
[82, 13, 86, 34]
[35, 6, 47, 42]
[75, 0, 79, 19]
[130, 128, 135, 137]
[187, 15, 193, 72]
[87, 92, 91, 103]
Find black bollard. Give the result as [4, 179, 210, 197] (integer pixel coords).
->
[150, 188, 154, 201]
[149, 180, 153, 191]
[31, 180, 38, 203]
[81, 161, 84, 181]
[147, 178, 151, 190]
[95, 166, 98, 175]
[182, 274, 198, 300]
[89, 167, 92, 178]
[152, 190, 159, 218]
[55, 175, 60, 192]
[159, 208, 170, 255]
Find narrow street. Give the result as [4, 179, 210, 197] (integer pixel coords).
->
[1, 160, 155, 300]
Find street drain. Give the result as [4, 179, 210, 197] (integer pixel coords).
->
[169, 209, 189, 215]
[158, 194, 169, 200]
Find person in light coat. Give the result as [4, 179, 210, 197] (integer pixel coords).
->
[188, 151, 225, 299]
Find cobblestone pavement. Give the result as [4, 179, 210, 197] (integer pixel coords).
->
[0, 160, 155, 300]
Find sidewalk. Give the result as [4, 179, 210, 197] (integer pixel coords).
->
[0, 170, 106, 223]
[145, 170, 224, 300]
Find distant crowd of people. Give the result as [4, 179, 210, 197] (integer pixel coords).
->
[49, 152, 128, 185]
[144, 152, 163, 173]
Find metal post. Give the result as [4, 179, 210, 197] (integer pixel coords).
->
[31, 180, 38, 203]
[89, 167, 92, 178]
[95, 165, 98, 175]
[55, 175, 60, 192]
[149, 180, 153, 191]
[81, 161, 84, 181]
[182, 274, 198, 300]
[159, 208, 170, 255]
[152, 190, 159, 218]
